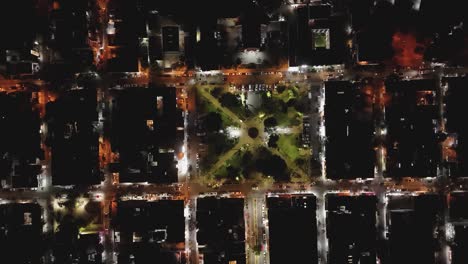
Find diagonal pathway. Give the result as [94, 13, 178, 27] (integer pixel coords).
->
[198, 85, 309, 182]
[207, 140, 245, 177]
[197, 87, 243, 125]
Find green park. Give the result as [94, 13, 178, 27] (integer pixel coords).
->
[194, 83, 314, 186]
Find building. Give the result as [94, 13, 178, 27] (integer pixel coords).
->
[5, 60, 41, 79]
[449, 191, 468, 221]
[264, 20, 289, 66]
[216, 18, 243, 53]
[444, 76, 468, 177]
[106, 0, 145, 73]
[385, 78, 439, 178]
[0, 91, 43, 188]
[288, 2, 347, 66]
[453, 225, 468, 264]
[240, 5, 270, 50]
[214, 17, 243, 68]
[113, 200, 185, 264]
[353, 0, 395, 64]
[267, 195, 317, 264]
[326, 195, 377, 264]
[47, 87, 100, 186]
[77, 233, 103, 264]
[388, 194, 441, 264]
[47, 0, 95, 70]
[109, 86, 182, 184]
[193, 2, 284, 70]
[0, 0, 38, 66]
[0, 203, 43, 264]
[324, 80, 375, 179]
[146, 11, 188, 70]
[197, 197, 246, 264]
[449, 192, 468, 263]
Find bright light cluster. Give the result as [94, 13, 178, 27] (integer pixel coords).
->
[226, 126, 242, 139]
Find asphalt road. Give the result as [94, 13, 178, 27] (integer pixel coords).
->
[246, 193, 269, 264]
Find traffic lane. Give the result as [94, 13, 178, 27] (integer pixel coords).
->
[246, 196, 266, 264]
[151, 71, 320, 87]
[153, 71, 282, 85]
[0, 177, 438, 200]
[226, 75, 283, 85]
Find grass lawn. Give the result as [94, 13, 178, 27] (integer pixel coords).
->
[261, 86, 303, 127]
[277, 134, 311, 174]
[195, 85, 243, 174]
[199, 136, 237, 173]
[198, 91, 237, 128]
[277, 89, 294, 103]
[275, 107, 301, 127]
[216, 90, 252, 120]
[314, 33, 327, 48]
[275, 86, 299, 103]
[278, 134, 310, 159]
[277, 134, 301, 161]
[227, 104, 252, 120]
[214, 149, 244, 181]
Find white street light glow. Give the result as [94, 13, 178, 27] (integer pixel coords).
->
[227, 126, 242, 139]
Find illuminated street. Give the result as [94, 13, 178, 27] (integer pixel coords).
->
[245, 193, 269, 264]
